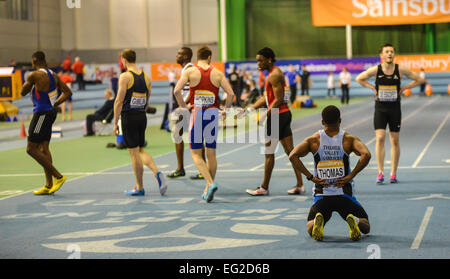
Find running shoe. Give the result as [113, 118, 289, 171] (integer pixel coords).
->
[312, 213, 324, 241]
[33, 186, 52, 195]
[49, 175, 66, 194]
[246, 186, 269, 196]
[346, 214, 361, 241]
[124, 187, 145, 196]
[376, 172, 384, 184]
[190, 173, 204, 180]
[390, 173, 398, 184]
[202, 182, 218, 203]
[167, 169, 185, 178]
[157, 171, 167, 196]
[287, 186, 306, 195]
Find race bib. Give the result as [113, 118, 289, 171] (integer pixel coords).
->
[378, 85, 398, 102]
[316, 160, 345, 182]
[48, 89, 57, 105]
[194, 90, 215, 107]
[283, 86, 291, 104]
[130, 92, 147, 108]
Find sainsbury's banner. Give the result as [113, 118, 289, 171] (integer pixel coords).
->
[225, 57, 380, 78]
[395, 54, 450, 72]
[151, 62, 225, 81]
[311, 0, 450, 26]
[84, 63, 151, 83]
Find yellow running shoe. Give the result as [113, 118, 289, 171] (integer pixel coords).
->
[33, 186, 52, 195]
[346, 214, 361, 241]
[312, 212, 324, 241]
[49, 175, 66, 194]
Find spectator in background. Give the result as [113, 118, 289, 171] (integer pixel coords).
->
[419, 68, 427, 96]
[339, 67, 351, 104]
[58, 70, 75, 121]
[300, 64, 311, 96]
[327, 72, 336, 98]
[61, 56, 71, 72]
[286, 64, 300, 104]
[228, 66, 241, 107]
[84, 89, 115, 136]
[110, 72, 118, 95]
[72, 56, 85, 91]
[9, 59, 16, 68]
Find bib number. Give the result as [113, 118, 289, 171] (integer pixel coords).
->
[317, 160, 345, 182]
[130, 92, 147, 108]
[194, 90, 215, 107]
[48, 90, 57, 106]
[378, 85, 398, 102]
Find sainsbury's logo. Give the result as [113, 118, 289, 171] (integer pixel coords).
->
[352, 0, 450, 18]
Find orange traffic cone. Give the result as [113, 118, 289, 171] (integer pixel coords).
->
[425, 84, 433, 96]
[447, 84, 450, 95]
[20, 122, 27, 138]
[404, 88, 412, 97]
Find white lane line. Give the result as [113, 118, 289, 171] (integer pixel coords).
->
[412, 112, 450, 168]
[411, 206, 434, 250]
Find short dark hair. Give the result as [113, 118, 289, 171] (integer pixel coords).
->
[32, 51, 46, 65]
[121, 49, 136, 63]
[379, 43, 395, 54]
[322, 105, 340, 125]
[197, 46, 212, 60]
[181, 47, 193, 61]
[257, 47, 276, 63]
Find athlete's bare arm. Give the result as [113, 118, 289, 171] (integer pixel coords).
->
[113, 72, 132, 136]
[20, 72, 37, 96]
[144, 73, 152, 110]
[217, 69, 235, 110]
[173, 68, 190, 109]
[266, 68, 285, 117]
[289, 133, 329, 188]
[53, 73, 73, 107]
[335, 134, 371, 188]
[398, 66, 425, 94]
[355, 66, 378, 97]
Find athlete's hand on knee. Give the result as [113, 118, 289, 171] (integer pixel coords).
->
[334, 174, 354, 188]
[311, 176, 329, 188]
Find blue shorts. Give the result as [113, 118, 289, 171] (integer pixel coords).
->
[189, 108, 218, 150]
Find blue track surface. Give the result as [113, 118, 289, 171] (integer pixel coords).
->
[0, 95, 449, 259]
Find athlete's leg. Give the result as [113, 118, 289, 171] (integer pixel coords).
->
[139, 147, 158, 176]
[375, 129, 386, 173]
[61, 101, 66, 120]
[39, 142, 54, 187]
[128, 147, 144, 190]
[26, 141, 62, 180]
[191, 148, 214, 189]
[280, 135, 304, 188]
[389, 131, 400, 175]
[175, 141, 184, 171]
[260, 140, 275, 190]
[205, 147, 217, 181]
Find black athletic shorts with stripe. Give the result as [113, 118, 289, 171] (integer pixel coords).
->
[307, 195, 369, 224]
[121, 111, 147, 148]
[266, 110, 293, 141]
[28, 109, 57, 143]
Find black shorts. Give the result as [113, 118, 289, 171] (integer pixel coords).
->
[374, 102, 402, 132]
[307, 195, 368, 224]
[121, 111, 147, 148]
[28, 109, 57, 143]
[266, 110, 292, 141]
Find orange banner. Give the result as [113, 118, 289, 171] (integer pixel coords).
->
[395, 54, 450, 72]
[151, 62, 225, 81]
[311, 0, 450, 26]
